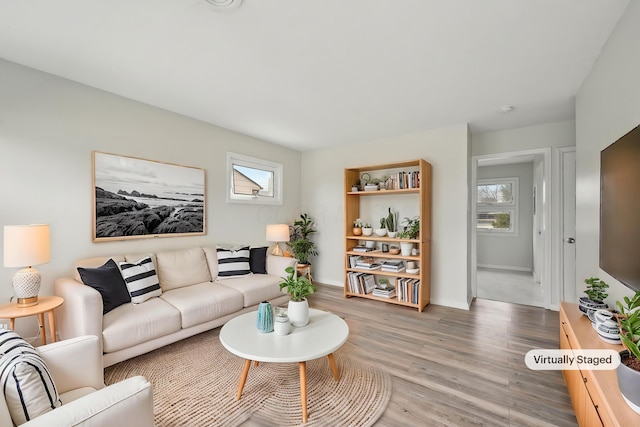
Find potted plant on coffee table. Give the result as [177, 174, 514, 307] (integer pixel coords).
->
[279, 266, 317, 327]
[578, 277, 609, 318]
[615, 291, 640, 414]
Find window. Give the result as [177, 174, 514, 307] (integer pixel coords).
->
[476, 177, 518, 236]
[227, 152, 283, 205]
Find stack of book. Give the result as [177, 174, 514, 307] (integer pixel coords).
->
[381, 259, 405, 272]
[395, 278, 420, 303]
[347, 272, 377, 294]
[352, 246, 375, 253]
[355, 256, 381, 270]
[372, 287, 396, 298]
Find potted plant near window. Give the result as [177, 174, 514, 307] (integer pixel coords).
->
[288, 213, 318, 266]
[279, 266, 317, 327]
[578, 277, 609, 318]
[615, 291, 640, 414]
[397, 216, 420, 256]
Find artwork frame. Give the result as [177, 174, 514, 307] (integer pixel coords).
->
[92, 151, 206, 242]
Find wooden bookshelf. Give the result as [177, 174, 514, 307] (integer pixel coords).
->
[343, 159, 431, 312]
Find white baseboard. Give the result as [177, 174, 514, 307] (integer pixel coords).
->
[477, 263, 532, 273]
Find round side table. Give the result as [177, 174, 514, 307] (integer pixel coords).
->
[0, 295, 64, 345]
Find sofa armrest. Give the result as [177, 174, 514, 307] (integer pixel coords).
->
[54, 277, 104, 342]
[266, 255, 298, 277]
[23, 376, 153, 427]
[38, 335, 104, 393]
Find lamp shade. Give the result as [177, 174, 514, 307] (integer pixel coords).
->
[266, 224, 289, 242]
[4, 224, 51, 268]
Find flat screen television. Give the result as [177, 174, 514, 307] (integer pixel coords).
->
[600, 125, 640, 292]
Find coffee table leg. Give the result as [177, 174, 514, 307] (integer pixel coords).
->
[236, 359, 252, 400]
[299, 361, 308, 423]
[327, 353, 340, 381]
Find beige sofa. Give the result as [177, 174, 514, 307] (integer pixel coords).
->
[0, 335, 153, 427]
[54, 247, 295, 367]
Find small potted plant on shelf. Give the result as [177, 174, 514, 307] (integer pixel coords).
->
[385, 207, 398, 238]
[615, 291, 640, 414]
[362, 223, 373, 236]
[397, 216, 420, 256]
[353, 218, 363, 236]
[375, 218, 387, 236]
[279, 266, 317, 327]
[578, 277, 609, 318]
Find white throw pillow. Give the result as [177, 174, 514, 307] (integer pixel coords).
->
[216, 245, 251, 279]
[0, 330, 62, 425]
[119, 256, 162, 303]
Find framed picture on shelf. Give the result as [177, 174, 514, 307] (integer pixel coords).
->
[92, 151, 206, 242]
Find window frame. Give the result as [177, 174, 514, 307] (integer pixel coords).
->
[226, 152, 283, 205]
[476, 177, 519, 236]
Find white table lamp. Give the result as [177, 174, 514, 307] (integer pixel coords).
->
[3, 224, 51, 307]
[266, 224, 289, 256]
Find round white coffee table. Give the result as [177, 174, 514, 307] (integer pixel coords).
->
[219, 308, 349, 423]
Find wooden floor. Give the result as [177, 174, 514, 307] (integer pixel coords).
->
[303, 284, 577, 427]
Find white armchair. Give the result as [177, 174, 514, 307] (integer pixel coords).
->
[0, 335, 153, 427]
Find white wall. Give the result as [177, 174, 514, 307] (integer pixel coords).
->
[0, 60, 302, 335]
[301, 125, 471, 309]
[477, 162, 534, 271]
[575, 1, 640, 306]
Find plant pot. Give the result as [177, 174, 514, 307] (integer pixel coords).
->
[352, 227, 362, 236]
[362, 227, 373, 236]
[400, 242, 414, 256]
[288, 299, 309, 327]
[617, 350, 640, 414]
[387, 231, 397, 238]
[578, 296, 608, 317]
[374, 228, 387, 237]
[365, 240, 376, 248]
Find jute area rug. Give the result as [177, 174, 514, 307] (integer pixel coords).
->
[104, 329, 391, 427]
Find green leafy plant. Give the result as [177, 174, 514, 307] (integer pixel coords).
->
[584, 277, 609, 302]
[353, 218, 363, 228]
[379, 218, 386, 229]
[288, 213, 318, 265]
[279, 266, 317, 302]
[616, 291, 640, 361]
[363, 223, 372, 229]
[397, 216, 420, 239]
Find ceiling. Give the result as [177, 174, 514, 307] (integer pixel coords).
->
[0, 0, 629, 151]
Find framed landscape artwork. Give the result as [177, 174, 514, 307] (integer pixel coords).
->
[92, 151, 206, 242]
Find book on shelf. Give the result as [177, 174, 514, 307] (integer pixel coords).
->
[395, 278, 420, 303]
[347, 272, 376, 294]
[355, 256, 381, 270]
[381, 266, 405, 273]
[352, 246, 375, 252]
[372, 288, 396, 298]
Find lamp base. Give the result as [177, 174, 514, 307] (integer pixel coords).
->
[271, 243, 283, 256]
[16, 296, 39, 308]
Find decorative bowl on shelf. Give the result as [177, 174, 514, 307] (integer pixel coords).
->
[406, 268, 420, 274]
[374, 228, 387, 237]
[388, 247, 400, 255]
[364, 185, 379, 191]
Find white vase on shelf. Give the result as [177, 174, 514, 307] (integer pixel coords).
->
[400, 242, 414, 256]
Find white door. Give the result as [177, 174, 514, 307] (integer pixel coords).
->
[562, 151, 577, 301]
[532, 160, 544, 284]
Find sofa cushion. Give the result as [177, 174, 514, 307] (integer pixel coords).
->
[102, 298, 181, 353]
[77, 259, 131, 314]
[155, 247, 212, 291]
[119, 257, 162, 304]
[73, 255, 126, 282]
[160, 282, 244, 328]
[216, 274, 285, 307]
[0, 330, 62, 425]
[202, 246, 219, 280]
[216, 246, 251, 279]
[250, 247, 268, 274]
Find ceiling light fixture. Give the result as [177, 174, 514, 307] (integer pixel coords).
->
[497, 105, 514, 114]
[206, 0, 242, 11]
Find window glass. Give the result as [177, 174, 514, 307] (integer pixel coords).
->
[477, 177, 518, 236]
[227, 153, 283, 205]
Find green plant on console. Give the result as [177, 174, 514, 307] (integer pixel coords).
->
[279, 266, 317, 302]
[397, 216, 420, 239]
[584, 277, 609, 303]
[616, 291, 640, 361]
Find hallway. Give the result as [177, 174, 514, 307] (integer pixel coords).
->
[476, 267, 544, 307]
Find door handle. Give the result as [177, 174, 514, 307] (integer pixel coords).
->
[565, 237, 575, 244]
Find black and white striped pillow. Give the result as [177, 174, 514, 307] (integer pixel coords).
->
[119, 256, 162, 304]
[216, 245, 251, 279]
[0, 330, 62, 425]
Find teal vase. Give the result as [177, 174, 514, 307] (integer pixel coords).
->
[256, 301, 274, 333]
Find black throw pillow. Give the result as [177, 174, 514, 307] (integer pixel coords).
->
[250, 247, 268, 274]
[77, 259, 131, 314]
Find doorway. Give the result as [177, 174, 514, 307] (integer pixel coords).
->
[471, 148, 552, 309]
